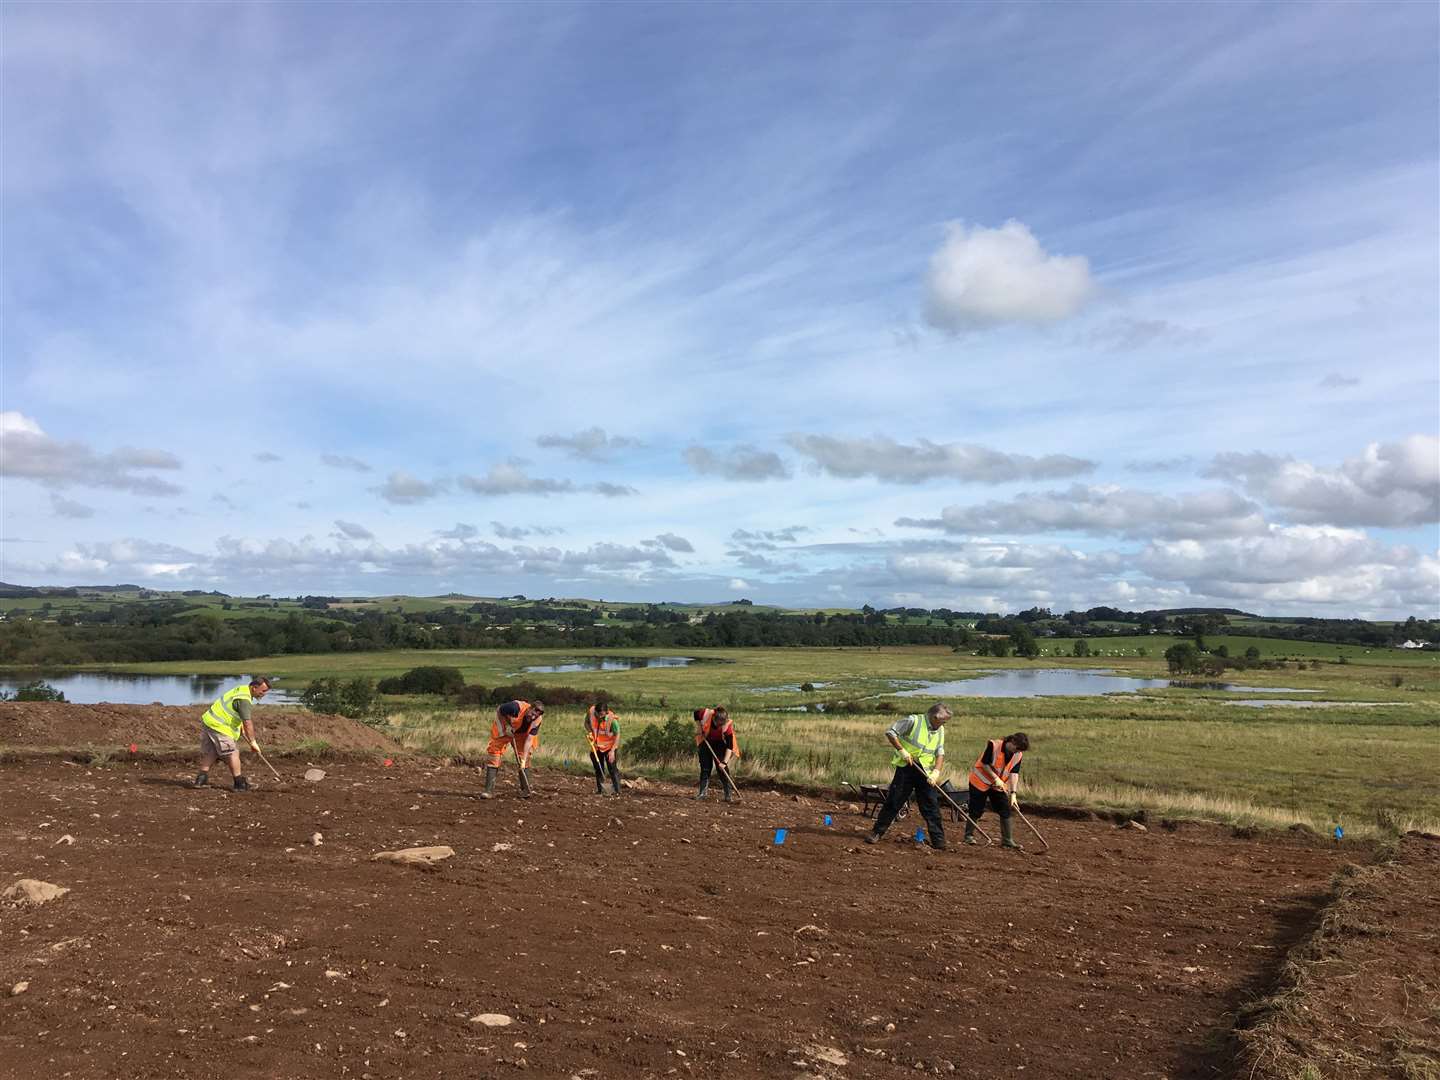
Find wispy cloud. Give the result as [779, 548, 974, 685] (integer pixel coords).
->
[333, 520, 374, 541]
[683, 445, 790, 482]
[787, 435, 1095, 484]
[377, 471, 444, 505]
[536, 426, 641, 461]
[321, 454, 373, 474]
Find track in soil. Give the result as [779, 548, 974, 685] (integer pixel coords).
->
[1, 757, 1350, 1080]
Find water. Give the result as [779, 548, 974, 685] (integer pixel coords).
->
[749, 682, 833, 693]
[1226, 699, 1387, 709]
[890, 669, 1315, 698]
[515, 656, 705, 674]
[0, 672, 303, 706]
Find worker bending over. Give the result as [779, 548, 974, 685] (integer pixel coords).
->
[865, 703, 950, 851]
[585, 700, 622, 796]
[482, 699, 544, 798]
[965, 732, 1029, 849]
[693, 706, 739, 801]
[194, 675, 273, 791]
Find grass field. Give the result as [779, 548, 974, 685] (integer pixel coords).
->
[28, 645, 1440, 838]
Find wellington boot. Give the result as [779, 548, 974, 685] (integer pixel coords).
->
[963, 824, 975, 845]
[1001, 817, 1022, 850]
[593, 778, 605, 795]
[480, 766, 498, 800]
[232, 774, 250, 792]
[193, 772, 209, 789]
[609, 770, 622, 796]
[695, 778, 710, 800]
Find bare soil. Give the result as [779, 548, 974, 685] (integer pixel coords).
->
[0, 701, 400, 755]
[1, 747, 1361, 1080]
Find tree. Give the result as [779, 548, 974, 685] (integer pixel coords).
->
[1245, 646, 1261, 661]
[1164, 642, 1200, 675]
[1072, 639, 1091, 658]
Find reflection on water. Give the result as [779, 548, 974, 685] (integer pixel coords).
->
[891, 668, 1317, 699]
[0, 673, 302, 706]
[515, 656, 703, 674]
[1226, 700, 1386, 709]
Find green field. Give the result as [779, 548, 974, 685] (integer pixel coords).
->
[88, 645, 1439, 838]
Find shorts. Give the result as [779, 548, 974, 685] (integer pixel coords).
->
[200, 727, 238, 757]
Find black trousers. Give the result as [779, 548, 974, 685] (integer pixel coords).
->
[966, 784, 1012, 824]
[697, 744, 736, 793]
[872, 764, 945, 848]
[590, 748, 619, 786]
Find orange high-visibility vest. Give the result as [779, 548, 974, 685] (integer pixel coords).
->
[504, 700, 536, 734]
[586, 707, 618, 752]
[969, 739, 1021, 791]
[695, 709, 740, 757]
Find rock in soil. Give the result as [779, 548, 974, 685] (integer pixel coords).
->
[304, 768, 327, 782]
[2, 879, 70, 907]
[470, 1013, 513, 1027]
[371, 845, 455, 867]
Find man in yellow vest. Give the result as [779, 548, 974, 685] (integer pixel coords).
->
[864, 703, 950, 850]
[965, 732, 1029, 849]
[195, 675, 273, 791]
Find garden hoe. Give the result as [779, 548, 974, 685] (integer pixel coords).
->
[251, 742, 286, 785]
[511, 736, 532, 797]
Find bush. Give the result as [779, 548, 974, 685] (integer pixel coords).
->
[0, 680, 67, 702]
[627, 715, 696, 763]
[376, 666, 465, 695]
[301, 676, 376, 719]
[452, 681, 603, 708]
[799, 682, 816, 693]
[1072, 639, 1090, 658]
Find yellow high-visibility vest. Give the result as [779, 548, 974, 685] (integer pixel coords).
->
[202, 684, 253, 740]
[891, 714, 944, 771]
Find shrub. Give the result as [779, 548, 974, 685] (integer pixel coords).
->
[376, 666, 465, 696]
[800, 682, 816, 693]
[627, 715, 695, 763]
[1072, 640, 1090, 658]
[1, 680, 67, 702]
[301, 676, 376, 719]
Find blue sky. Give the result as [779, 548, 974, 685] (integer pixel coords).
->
[3, 1, 1437, 617]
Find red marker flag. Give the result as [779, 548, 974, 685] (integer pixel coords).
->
[129, 743, 139, 754]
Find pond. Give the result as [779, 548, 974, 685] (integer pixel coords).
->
[889, 669, 1317, 698]
[0, 673, 303, 706]
[513, 656, 714, 674]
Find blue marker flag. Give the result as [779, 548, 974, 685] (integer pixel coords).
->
[823, 814, 833, 826]
[1334, 826, 1344, 840]
[774, 828, 788, 845]
[914, 828, 925, 843]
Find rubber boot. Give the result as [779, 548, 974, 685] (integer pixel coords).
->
[480, 766, 498, 800]
[695, 777, 710, 800]
[1001, 817, 1021, 850]
[964, 823, 977, 845]
[593, 773, 605, 795]
[609, 765, 621, 796]
[193, 771, 209, 789]
[233, 774, 249, 792]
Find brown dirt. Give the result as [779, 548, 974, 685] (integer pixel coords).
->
[0, 749, 1367, 1080]
[0, 701, 400, 755]
[1236, 833, 1440, 1079]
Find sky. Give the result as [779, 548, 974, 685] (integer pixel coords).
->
[2, 1, 1438, 618]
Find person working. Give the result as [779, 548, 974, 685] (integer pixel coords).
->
[693, 706, 739, 801]
[584, 700, 622, 796]
[481, 699, 545, 798]
[864, 703, 950, 851]
[965, 732, 1029, 849]
[194, 675, 273, 791]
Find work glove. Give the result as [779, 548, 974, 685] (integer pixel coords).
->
[1009, 792, 1019, 809]
[900, 751, 914, 766]
[248, 739, 260, 752]
[927, 769, 940, 786]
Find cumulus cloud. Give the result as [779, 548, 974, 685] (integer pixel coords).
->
[728, 578, 751, 590]
[377, 471, 444, 504]
[535, 426, 642, 461]
[458, 461, 576, 497]
[897, 484, 1268, 540]
[333, 520, 374, 541]
[1, 411, 183, 495]
[887, 540, 1118, 592]
[787, 435, 1094, 484]
[683, 444, 790, 482]
[321, 454, 372, 473]
[50, 493, 95, 519]
[654, 532, 695, 553]
[924, 220, 1096, 331]
[1206, 436, 1439, 526]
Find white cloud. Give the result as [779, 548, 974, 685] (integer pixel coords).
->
[377, 471, 444, 504]
[491, 522, 565, 540]
[0, 411, 183, 495]
[1206, 435, 1439, 526]
[924, 220, 1096, 331]
[654, 532, 695, 553]
[535, 427, 641, 461]
[683, 444, 790, 482]
[50, 493, 95, 519]
[728, 578, 751, 590]
[786, 434, 1094, 484]
[321, 454, 373, 473]
[591, 481, 639, 498]
[898, 484, 1267, 540]
[458, 462, 574, 497]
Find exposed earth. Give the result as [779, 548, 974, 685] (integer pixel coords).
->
[0, 704, 1426, 1079]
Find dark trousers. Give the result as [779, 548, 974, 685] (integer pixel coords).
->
[697, 744, 736, 794]
[590, 748, 619, 788]
[966, 784, 1012, 824]
[872, 764, 945, 848]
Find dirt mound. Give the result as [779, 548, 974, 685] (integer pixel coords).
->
[1235, 832, 1440, 1078]
[0, 758, 1361, 1080]
[0, 702, 398, 754]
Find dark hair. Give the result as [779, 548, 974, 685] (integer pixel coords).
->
[250, 675, 273, 688]
[713, 706, 729, 721]
[1007, 732, 1030, 752]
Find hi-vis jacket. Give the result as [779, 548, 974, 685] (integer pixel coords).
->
[890, 714, 944, 771]
[202, 684, 253, 740]
[968, 738, 1023, 792]
[694, 708, 740, 757]
[585, 706, 619, 752]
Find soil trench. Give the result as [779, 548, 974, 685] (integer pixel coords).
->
[0, 752, 1352, 1080]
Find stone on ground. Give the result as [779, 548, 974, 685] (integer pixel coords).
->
[2, 879, 70, 907]
[371, 845, 456, 867]
[469, 1013, 513, 1027]
[304, 768, 327, 782]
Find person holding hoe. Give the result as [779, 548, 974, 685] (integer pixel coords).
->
[864, 702, 950, 850]
[964, 732, 1029, 849]
[584, 699, 622, 796]
[693, 706, 739, 801]
[481, 699, 544, 799]
[194, 675, 274, 791]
